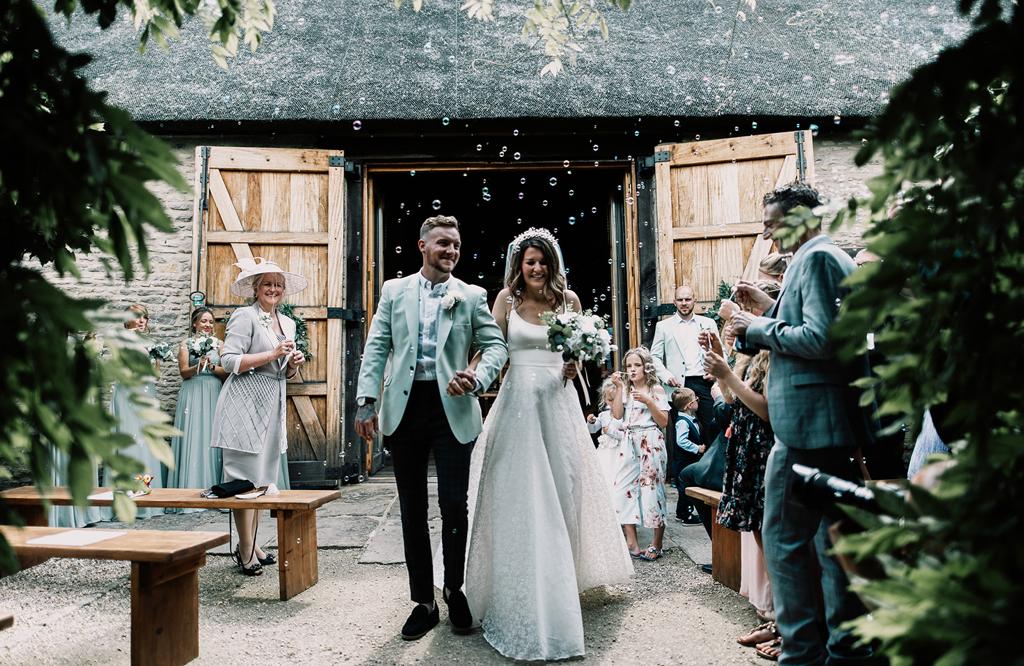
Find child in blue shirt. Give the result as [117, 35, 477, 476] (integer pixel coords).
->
[672, 387, 705, 523]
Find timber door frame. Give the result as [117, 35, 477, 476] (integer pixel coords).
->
[652, 130, 815, 308]
[191, 146, 347, 475]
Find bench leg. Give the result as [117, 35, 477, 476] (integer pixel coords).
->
[709, 506, 742, 592]
[276, 509, 318, 601]
[131, 556, 203, 666]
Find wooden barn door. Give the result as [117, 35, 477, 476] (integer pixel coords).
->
[653, 131, 815, 308]
[191, 147, 347, 479]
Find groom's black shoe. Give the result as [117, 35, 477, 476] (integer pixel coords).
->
[401, 603, 439, 640]
[443, 588, 474, 635]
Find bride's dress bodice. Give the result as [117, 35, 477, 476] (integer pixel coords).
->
[507, 310, 562, 369]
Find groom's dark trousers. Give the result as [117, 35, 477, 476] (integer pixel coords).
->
[386, 380, 474, 604]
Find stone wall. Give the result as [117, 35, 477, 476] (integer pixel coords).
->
[42, 135, 881, 414]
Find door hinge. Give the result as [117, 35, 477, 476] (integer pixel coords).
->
[639, 150, 672, 171]
[795, 131, 807, 183]
[198, 146, 211, 211]
[327, 307, 365, 321]
[328, 155, 361, 177]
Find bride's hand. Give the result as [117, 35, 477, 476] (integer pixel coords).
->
[562, 362, 578, 381]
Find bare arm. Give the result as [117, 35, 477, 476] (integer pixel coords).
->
[177, 342, 196, 380]
[704, 351, 769, 421]
[647, 386, 669, 429]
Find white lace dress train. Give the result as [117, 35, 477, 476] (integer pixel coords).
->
[463, 310, 633, 661]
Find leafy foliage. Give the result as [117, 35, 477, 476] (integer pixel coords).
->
[394, 0, 633, 76]
[828, 0, 1024, 661]
[0, 0, 273, 573]
[51, 0, 276, 69]
[276, 302, 313, 360]
[703, 280, 734, 326]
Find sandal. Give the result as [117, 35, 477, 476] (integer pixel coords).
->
[737, 621, 778, 647]
[233, 547, 264, 577]
[629, 550, 645, 560]
[638, 546, 663, 561]
[755, 637, 782, 661]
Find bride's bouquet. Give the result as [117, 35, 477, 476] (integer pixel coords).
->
[540, 309, 616, 385]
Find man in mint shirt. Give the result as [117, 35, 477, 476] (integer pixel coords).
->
[355, 215, 507, 642]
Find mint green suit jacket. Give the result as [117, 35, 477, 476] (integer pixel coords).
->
[356, 274, 508, 443]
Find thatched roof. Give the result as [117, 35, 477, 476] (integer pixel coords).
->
[51, 0, 967, 122]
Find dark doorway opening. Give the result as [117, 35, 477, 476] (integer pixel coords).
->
[372, 166, 626, 322]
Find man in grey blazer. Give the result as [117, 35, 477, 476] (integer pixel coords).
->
[731, 183, 874, 665]
[355, 215, 508, 641]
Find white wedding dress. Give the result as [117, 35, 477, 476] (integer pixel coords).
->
[463, 309, 634, 661]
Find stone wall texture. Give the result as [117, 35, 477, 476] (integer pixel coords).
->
[42, 135, 882, 413]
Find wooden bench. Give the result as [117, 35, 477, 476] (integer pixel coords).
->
[1, 525, 227, 666]
[0, 486, 340, 601]
[684, 487, 741, 592]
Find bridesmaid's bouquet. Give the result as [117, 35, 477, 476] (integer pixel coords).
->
[147, 342, 175, 362]
[540, 309, 615, 385]
[187, 334, 220, 358]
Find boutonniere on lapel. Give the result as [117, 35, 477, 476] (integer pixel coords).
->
[258, 310, 273, 330]
[440, 288, 464, 312]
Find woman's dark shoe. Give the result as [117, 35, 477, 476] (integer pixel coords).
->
[233, 547, 264, 576]
[257, 551, 276, 566]
[443, 588, 474, 634]
[401, 604, 439, 640]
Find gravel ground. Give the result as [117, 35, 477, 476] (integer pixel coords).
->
[0, 482, 763, 665]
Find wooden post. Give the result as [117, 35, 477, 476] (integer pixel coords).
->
[276, 509, 319, 600]
[709, 506, 742, 592]
[131, 556, 204, 666]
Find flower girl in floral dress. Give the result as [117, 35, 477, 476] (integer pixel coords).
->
[611, 347, 670, 560]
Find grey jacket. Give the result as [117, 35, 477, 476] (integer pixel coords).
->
[211, 304, 296, 454]
[741, 235, 865, 450]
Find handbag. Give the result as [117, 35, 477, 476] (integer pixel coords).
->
[209, 479, 256, 498]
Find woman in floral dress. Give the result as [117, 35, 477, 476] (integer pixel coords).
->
[611, 347, 670, 561]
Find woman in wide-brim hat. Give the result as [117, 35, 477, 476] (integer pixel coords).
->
[211, 258, 307, 576]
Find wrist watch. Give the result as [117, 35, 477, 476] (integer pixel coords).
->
[357, 397, 376, 407]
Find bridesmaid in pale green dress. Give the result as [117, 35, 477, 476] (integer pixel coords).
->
[109, 304, 165, 519]
[164, 307, 227, 511]
[50, 445, 103, 527]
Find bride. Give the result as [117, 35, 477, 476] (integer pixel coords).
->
[462, 227, 633, 661]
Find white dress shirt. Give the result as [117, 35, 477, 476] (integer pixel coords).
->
[673, 314, 717, 377]
[414, 271, 449, 381]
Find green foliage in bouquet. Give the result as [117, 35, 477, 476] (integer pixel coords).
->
[278, 302, 313, 360]
[827, 1, 1024, 662]
[0, 0, 274, 573]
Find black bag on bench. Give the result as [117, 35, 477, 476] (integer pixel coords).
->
[209, 479, 255, 498]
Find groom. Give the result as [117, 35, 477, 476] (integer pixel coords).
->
[355, 215, 508, 640]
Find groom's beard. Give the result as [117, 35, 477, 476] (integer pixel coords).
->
[427, 255, 458, 276]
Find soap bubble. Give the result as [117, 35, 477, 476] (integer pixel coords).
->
[432, 199, 441, 209]
[352, 120, 362, 130]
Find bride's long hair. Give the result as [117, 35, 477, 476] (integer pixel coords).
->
[505, 235, 567, 311]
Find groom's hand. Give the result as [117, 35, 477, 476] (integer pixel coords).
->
[355, 403, 378, 441]
[447, 369, 478, 396]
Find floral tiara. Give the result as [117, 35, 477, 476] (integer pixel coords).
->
[509, 227, 559, 256]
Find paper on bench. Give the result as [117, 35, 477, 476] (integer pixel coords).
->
[87, 490, 147, 500]
[27, 530, 128, 547]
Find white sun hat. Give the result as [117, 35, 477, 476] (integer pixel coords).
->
[229, 257, 309, 297]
